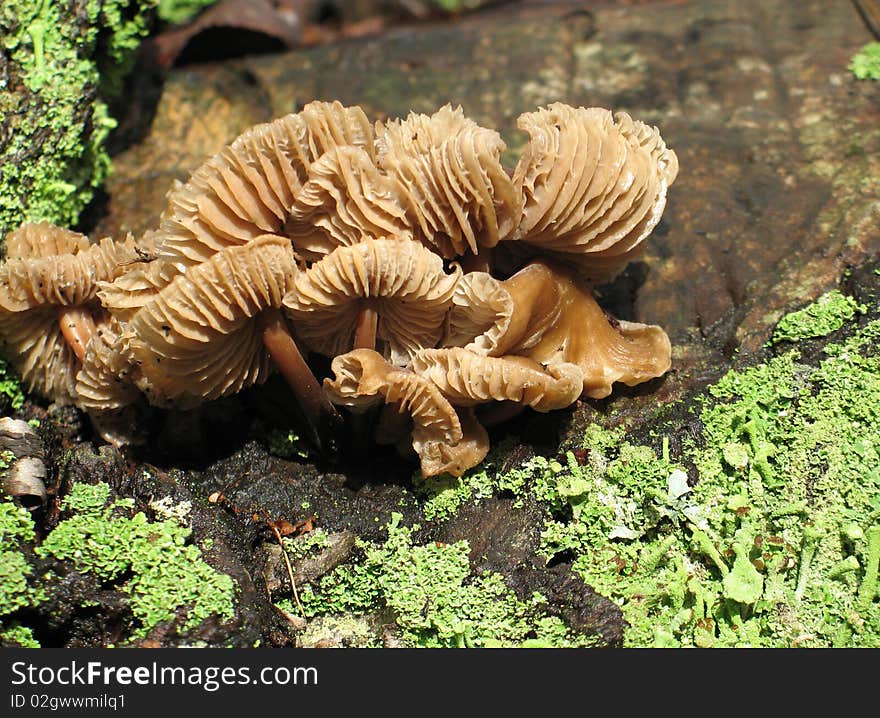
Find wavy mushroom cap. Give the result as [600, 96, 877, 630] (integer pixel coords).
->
[324, 348, 489, 477]
[122, 234, 299, 408]
[0, 223, 142, 404]
[445, 261, 671, 399]
[154, 100, 373, 271]
[508, 104, 677, 283]
[375, 105, 520, 258]
[284, 145, 409, 261]
[283, 237, 460, 365]
[410, 347, 584, 411]
[75, 318, 142, 412]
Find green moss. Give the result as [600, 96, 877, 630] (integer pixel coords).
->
[850, 42, 880, 80]
[0, 1, 156, 238]
[292, 513, 591, 647]
[771, 290, 865, 343]
[37, 482, 236, 637]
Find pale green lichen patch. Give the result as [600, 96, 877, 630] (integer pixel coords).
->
[286, 514, 592, 647]
[771, 290, 865, 343]
[0, 358, 26, 412]
[0, 500, 42, 646]
[37, 482, 237, 638]
[850, 42, 880, 80]
[157, 0, 217, 24]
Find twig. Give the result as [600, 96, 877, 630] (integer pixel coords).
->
[271, 523, 304, 617]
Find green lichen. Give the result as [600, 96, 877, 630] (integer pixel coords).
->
[37, 482, 236, 637]
[267, 429, 312, 461]
[0, 623, 40, 647]
[849, 42, 880, 81]
[290, 513, 591, 647]
[0, 1, 156, 238]
[772, 290, 865, 343]
[0, 500, 42, 640]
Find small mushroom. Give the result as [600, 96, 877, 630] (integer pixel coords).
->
[284, 145, 409, 261]
[154, 100, 375, 272]
[107, 234, 339, 446]
[283, 237, 461, 364]
[505, 103, 678, 283]
[446, 260, 671, 399]
[410, 347, 584, 411]
[375, 105, 520, 262]
[324, 348, 489, 477]
[0, 222, 142, 404]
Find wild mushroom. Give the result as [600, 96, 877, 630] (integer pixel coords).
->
[154, 100, 375, 272]
[503, 103, 678, 283]
[374, 105, 520, 266]
[444, 261, 671, 399]
[324, 348, 489, 477]
[283, 237, 461, 364]
[101, 234, 339, 447]
[284, 145, 409, 261]
[0, 222, 141, 404]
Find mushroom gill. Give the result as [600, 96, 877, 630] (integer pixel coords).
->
[283, 237, 461, 365]
[284, 145, 409, 261]
[410, 347, 584, 411]
[507, 103, 678, 283]
[375, 105, 520, 260]
[154, 100, 374, 272]
[324, 348, 489, 477]
[0, 222, 142, 404]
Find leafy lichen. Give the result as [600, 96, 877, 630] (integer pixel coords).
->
[0, 500, 42, 645]
[771, 290, 865, 343]
[37, 482, 237, 638]
[288, 513, 592, 647]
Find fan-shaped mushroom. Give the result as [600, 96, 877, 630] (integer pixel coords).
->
[154, 100, 375, 272]
[283, 237, 461, 365]
[446, 260, 671, 399]
[324, 348, 489, 477]
[284, 145, 409, 261]
[375, 105, 520, 262]
[506, 103, 678, 283]
[103, 234, 339, 446]
[0, 222, 142, 404]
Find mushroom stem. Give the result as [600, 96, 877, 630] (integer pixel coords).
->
[257, 307, 341, 449]
[353, 305, 378, 350]
[58, 306, 97, 362]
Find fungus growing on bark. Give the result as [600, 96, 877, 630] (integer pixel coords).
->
[283, 237, 460, 364]
[324, 348, 489, 477]
[0, 222, 141, 404]
[375, 105, 520, 263]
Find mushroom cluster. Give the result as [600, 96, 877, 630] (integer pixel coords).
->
[0, 101, 677, 477]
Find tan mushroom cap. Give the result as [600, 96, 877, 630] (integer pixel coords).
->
[509, 104, 677, 283]
[75, 318, 141, 411]
[375, 105, 520, 258]
[0, 223, 142, 404]
[447, 261, 671, 399]
[324, 348, 489, 477]
[443, 271, 513, 356]
[283, 237, 460, 365]
[154, 100, 374, 271]
[121, 234, 298, 408]
[284, 145, 409, 261]
[410, 347, 584, 412]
